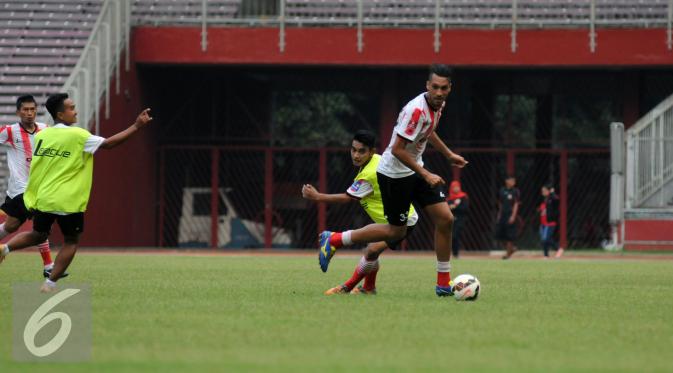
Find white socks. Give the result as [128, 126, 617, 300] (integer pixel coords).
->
[437, 261, 451, 273]
[342, 230, 353, 246]
[0, 244, 9, 256]
[44, 278, 57, 287]
[356, 256, 380, 275]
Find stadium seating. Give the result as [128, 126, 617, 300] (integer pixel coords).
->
[283, 0, 669, 27]
[0, 1, 101, 187]
[0, 1, 101, 125]
[132, 0, 241, 25]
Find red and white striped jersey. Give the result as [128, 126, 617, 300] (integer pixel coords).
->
[378, 92, 444, 178]
[0, 122, 47, 198]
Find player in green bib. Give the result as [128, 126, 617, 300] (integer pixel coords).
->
[0, 93, 153, 292]
[302, 131, 417, 295]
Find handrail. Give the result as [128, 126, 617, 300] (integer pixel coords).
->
[44, 0, 131, 134]
[626, 93, 673, 209]
[132, 0, 673, 55]
[132, 1, 673, 29]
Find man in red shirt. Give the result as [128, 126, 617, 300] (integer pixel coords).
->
[539, 184, 560, 258]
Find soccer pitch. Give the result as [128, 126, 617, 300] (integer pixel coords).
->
[1, 252, 672, 372]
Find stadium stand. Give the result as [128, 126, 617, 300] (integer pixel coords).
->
[0, 1, 102, 187]
[132, 0, 241, 25]
[2, 0, 669, 123]
[268, 0, 669, 27]
[0, 1, 101, 124]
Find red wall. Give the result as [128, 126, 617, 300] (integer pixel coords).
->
[79, 54, 157, 247]
[134, 27, 673, 66]
[624, 220, 673, 251]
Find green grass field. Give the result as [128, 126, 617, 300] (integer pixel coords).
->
[1, 252, 672, 372]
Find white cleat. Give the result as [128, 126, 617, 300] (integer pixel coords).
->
[40, 282, 57, 293]
[0, 244, 7, 264]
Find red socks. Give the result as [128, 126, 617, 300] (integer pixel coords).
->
[344, 269, 366, 290]
[437, 272, 451, 287]
[363, 270, 378, 291]
[329, 232, 343, 248]
[38, 241, 53, 267]
[343, 257, 380, 290]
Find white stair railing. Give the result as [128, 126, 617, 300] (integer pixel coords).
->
[626, 93, 673, 209]
[43, 0, 132, 134]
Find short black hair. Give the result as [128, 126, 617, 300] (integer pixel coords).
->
[352, 130, 376, 149]
[16, 95, 37, 110]
[543, 183, 554, 190]
[46, 93, 69, 121]
[428, 64, 452, 81]
[505, 175, 516, 180]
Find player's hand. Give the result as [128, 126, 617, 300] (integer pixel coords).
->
[508, 216, 516, 225]
[301, 184, 319, 200]
[134, 108, 153, 128]
[423, 172, 445, 187]
[450, 154, 468, 168]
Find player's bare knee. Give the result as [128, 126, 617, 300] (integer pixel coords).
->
[389, 225, 407, 241]
[3, 220, 20, 233]
[446, 213, 455, 227]
[436, 213, 454, 230]
[364, 247, 383, 260]
[364, 247, 382, 260]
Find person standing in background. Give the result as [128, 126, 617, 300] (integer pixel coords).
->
[539, 184, 560, 258]
[447, 180, 469, 258]
[496, 176, 520, 259]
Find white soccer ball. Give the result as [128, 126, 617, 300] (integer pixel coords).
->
[452, 274, 480, 301]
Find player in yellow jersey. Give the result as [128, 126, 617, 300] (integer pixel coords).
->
[0, 93, 153, 292]
[302, 130, 417, 295]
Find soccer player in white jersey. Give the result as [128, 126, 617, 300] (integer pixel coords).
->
[317, 64, 468, 297]
[0, 95, 57, 278]
[302, 130, 418, 295]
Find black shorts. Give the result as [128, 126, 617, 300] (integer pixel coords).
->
[386, 225, 416, 250]
[495, 220, 517, 242]
[1, 194, 31, 223]
[33, 211, 84, 237]
[377, 172, 446, 226]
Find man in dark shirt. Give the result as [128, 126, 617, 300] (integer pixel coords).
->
[496, 176, 520, 259]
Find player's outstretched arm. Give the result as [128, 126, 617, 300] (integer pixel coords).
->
[391, 135, 445, 187]
[99, 108, 153, 150]
[301, 184, 352, 204]
[428, 132, 467, 168]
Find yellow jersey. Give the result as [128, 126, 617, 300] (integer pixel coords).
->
[346, 154, 418, 226]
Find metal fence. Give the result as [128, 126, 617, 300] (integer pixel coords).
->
[626, 93, 673, 210]
[132, 0, 673, 54]
[159, 145, 609, 251]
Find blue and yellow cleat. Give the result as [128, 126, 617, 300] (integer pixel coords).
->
[435, 281, 454, 297]
[318, 231, 336, 273]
